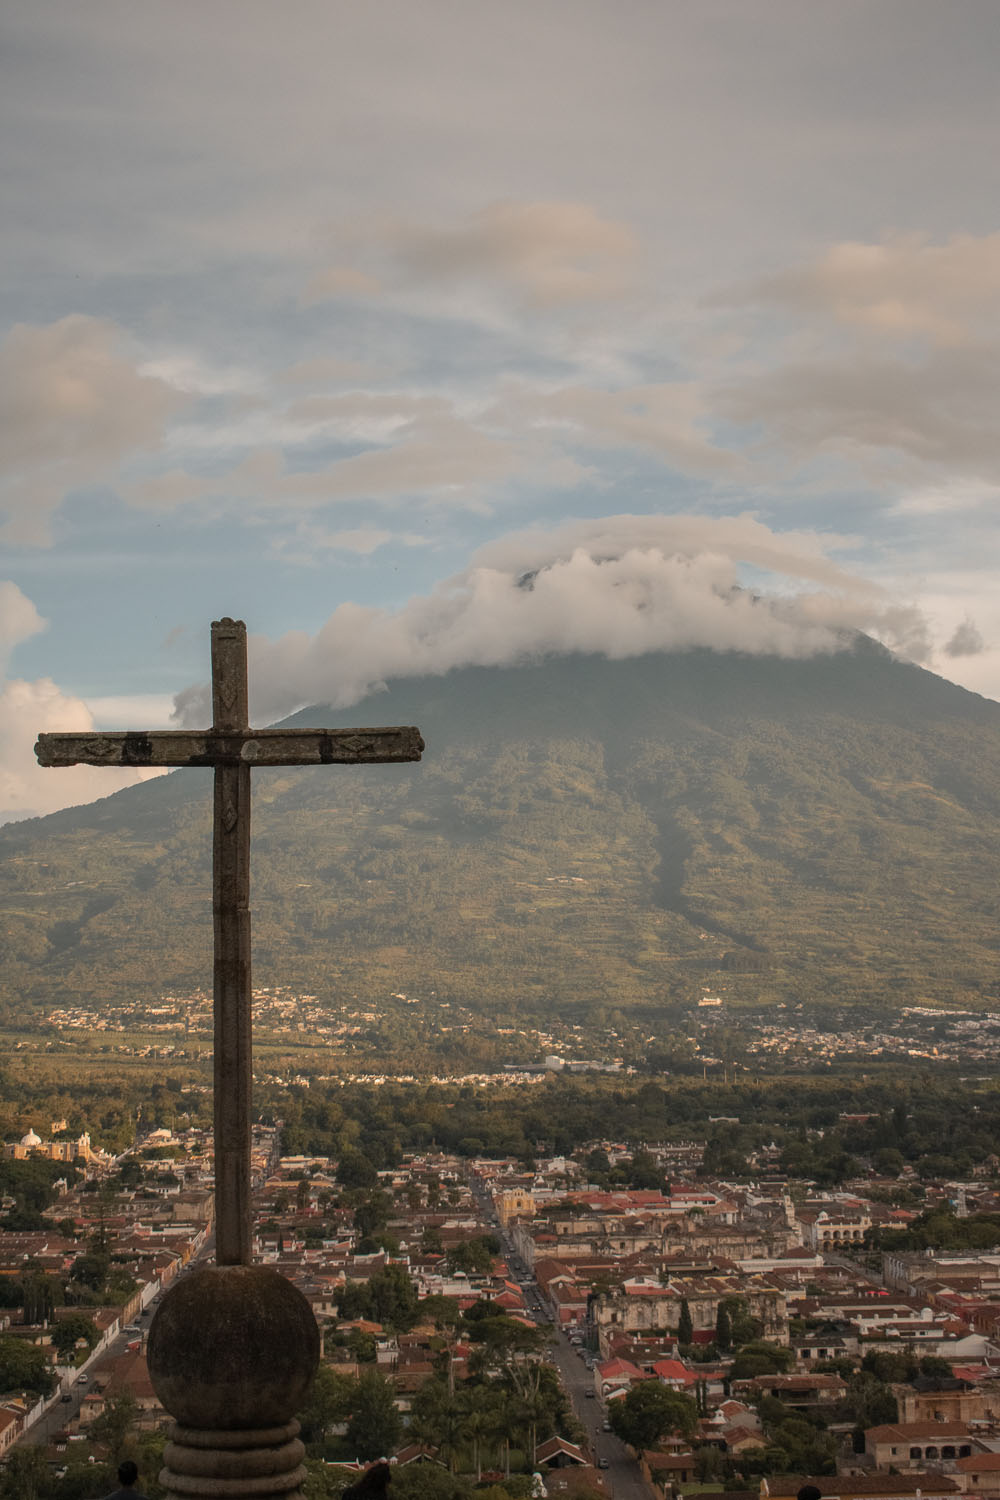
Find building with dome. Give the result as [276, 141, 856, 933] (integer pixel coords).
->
[4, 1127, 104, 1164]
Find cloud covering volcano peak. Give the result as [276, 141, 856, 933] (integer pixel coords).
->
[174, 514, 936, 726]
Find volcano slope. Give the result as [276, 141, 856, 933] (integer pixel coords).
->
[2, 642, 999, 1021]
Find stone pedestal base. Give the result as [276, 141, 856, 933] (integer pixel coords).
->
[161, 1420, 307, 1500]
[148, 1265, 320, 1500]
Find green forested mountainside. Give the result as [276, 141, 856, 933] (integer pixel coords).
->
[2, 643, 999, 1018]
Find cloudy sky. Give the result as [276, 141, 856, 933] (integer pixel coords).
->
[3, 1, 1000, 819]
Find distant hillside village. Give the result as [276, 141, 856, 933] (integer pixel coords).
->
[8, 1125, 1000, 1500]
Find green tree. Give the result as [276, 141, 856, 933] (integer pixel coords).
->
[729, 1342, 795, 1380]
[409, 1378, 467, 1472]
[354, 1190, 392, 1241]
[714, 1301, 732, 1352]
[677, 1298, 693, 1346]
[718, 1296, 761, 1347]
[391, 1465, 469, 1500]
[460, 1393, 494, 1481]
[303, 1458, 351, 1500]
[694, 1445, 725, 1482]
[115, 1159, 145, 1190]
[446, 1236, 499, 1275]
[0, 1334, 54, 1397]
[0, 1448, 50, 1500]
[861, 1350, 918, 1384]
[345, 1329, 377, 1364]
[69, 1250, 110, 1294]
[626, 1150, 662, 1191]
[760, 1408, 837, 1475]
[51, 1311, 99, 1362]
[608, 1382, 697, 1450]
[90, 1391, 140, 1458]
[21, 1272, 62, 1325]
[346, 1369, 402, 1459]
[296, 1365, 355, 1444]
[51, 1458, 115, 1500]
[418, 1294, 461, 1330]
[839, 1372, 898, 1428]
[583, 1148, 611, 1179]
[338, 1150, 378, 1189]
[341, 1264, 420, 1332]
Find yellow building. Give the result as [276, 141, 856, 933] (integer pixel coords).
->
[496, 1188, 536, 1225]
[5, 1128, 102, 1163]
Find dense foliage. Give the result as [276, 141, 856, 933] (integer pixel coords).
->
[256, 1073, 1000, 1188]
[608, 1382, 698, 1449]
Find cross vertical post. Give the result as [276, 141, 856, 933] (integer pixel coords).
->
[211, 620, 253, 1266]
[35, 616, 424, 1278]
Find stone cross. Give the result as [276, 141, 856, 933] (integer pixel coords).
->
[36, 617, 423, 1266]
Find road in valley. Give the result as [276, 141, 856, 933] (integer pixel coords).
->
[545, 1325, 656, 1500]
[466, 1173, 656, 1500]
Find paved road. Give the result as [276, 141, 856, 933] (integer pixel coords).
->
[823, 1251, 884, 1285]
[21, 1300, 160, 1451]
[545, 1328, 654, 1500]
[20, 1237, 217, 1452]
[465, 1173, 654, 1500]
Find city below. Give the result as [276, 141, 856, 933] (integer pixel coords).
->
[5, 1088, 1000, 1500]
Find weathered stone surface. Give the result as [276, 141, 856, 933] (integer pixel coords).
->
[148, 1265, 320, 1430]
[159, 1420, 307, 1500]
[34, 725, 425, 767]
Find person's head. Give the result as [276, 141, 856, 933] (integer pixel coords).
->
[797, 1487, 822, 1500]
[117, 1461, 139, 1489]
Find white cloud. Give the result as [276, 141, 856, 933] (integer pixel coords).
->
[277, 357, 376, 386]
[127, 394, 591, 515]
[0, 316, 187, 545]
[137, 352, 260, 397]
[269, 523, 403, 565]
[305, 200, 638, 312]
[741, 233, 1000, 347]
[84, 694, 177, 727]
[0, 582, 167, 822]
[171, 513, 937, 726]
[714, 234, 1000, 488]
[891, 479, 1000, 518]
[301, 265, 382, 304]
[0, 580, 46, 670]
[494, 380, 736, 476]
[0, 677, 165, 823]
[944, 619, 985, 658]
[387, 201, 639, 308]
[718, 345, 1000, 482]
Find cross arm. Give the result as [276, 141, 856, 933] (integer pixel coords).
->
[35, 726, 424, 768]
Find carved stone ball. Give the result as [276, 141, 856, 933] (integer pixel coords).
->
[147, 1264, 320, 1430]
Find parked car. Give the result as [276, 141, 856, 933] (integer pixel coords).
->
[76, 1375, 88, 1385]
